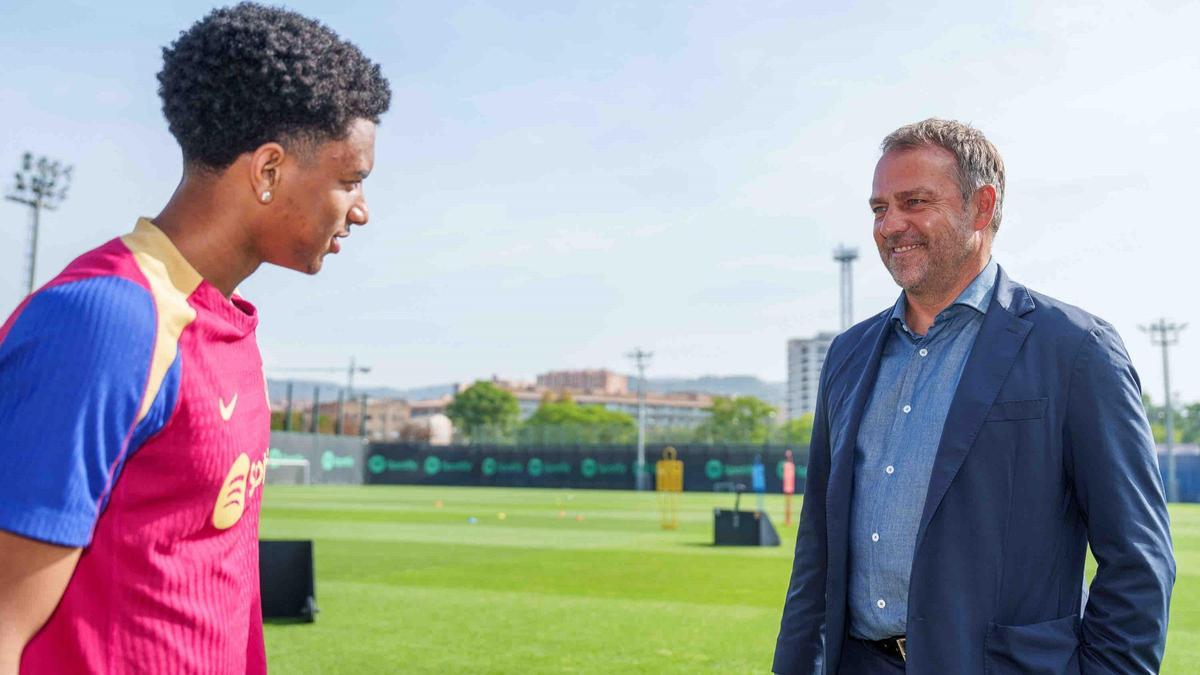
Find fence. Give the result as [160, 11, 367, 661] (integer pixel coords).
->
[268, 431, 1200, 502]
[268, 431, 370, 485]
[1165, 454, 1200, 502]
[364, 442, 808, 492]
[457, 424, 811, 447]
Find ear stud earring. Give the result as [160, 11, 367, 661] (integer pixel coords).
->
[260, 191, 272, 203]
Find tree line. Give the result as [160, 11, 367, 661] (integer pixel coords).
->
[445, 381, 815, 446]
[1144, 394, 1200, 444]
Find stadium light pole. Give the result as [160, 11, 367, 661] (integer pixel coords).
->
[335, 389, 346, 435]
[358, 394, 369, 437]
[1140, 319, 1185, 503]
[310, 386, 320, 433]
[283, 381, 294, 431]
[6, 152, 73, 296]
[833, 244, 858, 331]
[627, 348, 653, 491]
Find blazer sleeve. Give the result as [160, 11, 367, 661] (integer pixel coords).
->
[1066, 324, 1175, 674]
[773, 360, 833, 674]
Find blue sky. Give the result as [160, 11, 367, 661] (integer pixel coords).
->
[2, 0, 1197, 401]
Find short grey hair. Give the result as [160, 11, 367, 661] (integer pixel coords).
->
[881, 118, 1006, 233]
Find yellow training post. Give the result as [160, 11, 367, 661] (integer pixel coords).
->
[656, 446, 684, 529]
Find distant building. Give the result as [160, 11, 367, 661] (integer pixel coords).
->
[393, 413, 453, 446]
[291, 397, 455, 445]
[409, 395, 455, 421]
[410, 376, 713, 429]
[787, 332, 836, 419]
[539, 390, 711, 428]
[307, 396, 411, 440]
[536, 369, 628, 395]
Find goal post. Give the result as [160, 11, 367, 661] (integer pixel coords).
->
[266, 457, 311, 486]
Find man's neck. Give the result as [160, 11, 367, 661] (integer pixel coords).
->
[152, 177, 261, 298]
[903, 254, 990, 335]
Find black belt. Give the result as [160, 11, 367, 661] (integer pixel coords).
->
[855, 635, 907, 662]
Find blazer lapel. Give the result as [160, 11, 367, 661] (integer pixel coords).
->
[913, 268, 1035, 551]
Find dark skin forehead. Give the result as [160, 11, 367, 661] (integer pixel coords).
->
[299, 118, 376, 178]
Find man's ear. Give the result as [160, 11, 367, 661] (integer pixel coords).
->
[249, 142, 286, 204]
[971, 184, 997, 234]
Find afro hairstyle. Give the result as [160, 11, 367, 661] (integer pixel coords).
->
[157, 2, 391, 170]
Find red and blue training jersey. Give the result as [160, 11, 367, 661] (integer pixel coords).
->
[0, 219, 270, 674]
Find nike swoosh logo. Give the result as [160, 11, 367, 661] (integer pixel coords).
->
[219, 393, 239, 422]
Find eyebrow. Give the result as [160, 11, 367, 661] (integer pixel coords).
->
[868, 188, 936, 205]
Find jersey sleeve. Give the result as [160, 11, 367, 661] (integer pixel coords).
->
[0, 276, 157, 547]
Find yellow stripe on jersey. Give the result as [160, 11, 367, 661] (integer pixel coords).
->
[121, 218, 203, 423]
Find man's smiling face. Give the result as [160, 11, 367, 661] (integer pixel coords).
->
[869, 144, 982, 296]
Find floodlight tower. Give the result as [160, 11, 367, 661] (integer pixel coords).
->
[6, 152, 73, 296]
[1140, 319, 1186, 502]
[833, 245, 858, 331]
[627, 348, 653, 491]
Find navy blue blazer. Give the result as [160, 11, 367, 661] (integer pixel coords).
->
[773, 267, 1175, 674]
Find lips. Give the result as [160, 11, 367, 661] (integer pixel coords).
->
[330, 231, 349, 254]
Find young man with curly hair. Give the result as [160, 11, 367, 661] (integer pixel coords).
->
[0, 4, 390, 672]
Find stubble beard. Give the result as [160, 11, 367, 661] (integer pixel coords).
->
[884, 220, 977, 301]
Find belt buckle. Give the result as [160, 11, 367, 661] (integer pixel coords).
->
[895, 637, 907, 662]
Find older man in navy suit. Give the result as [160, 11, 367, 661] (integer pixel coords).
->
[773, 119, 1174, 674]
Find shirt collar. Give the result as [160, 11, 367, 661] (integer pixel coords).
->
[889, 257, 999, 328]
[951, 257, 998, 315]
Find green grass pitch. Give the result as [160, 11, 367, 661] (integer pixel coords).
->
[260, 485, 1199, 673]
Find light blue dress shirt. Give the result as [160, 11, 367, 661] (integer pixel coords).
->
[848, 258, 999, 640]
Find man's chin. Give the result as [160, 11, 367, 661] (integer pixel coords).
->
[271, 256, 324, 275]
[304, 257, 326, 275]
[886, 263, 924, 291]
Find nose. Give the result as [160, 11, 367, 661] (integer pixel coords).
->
[348, 201, 369, 227]
[877, 206, 908, 239]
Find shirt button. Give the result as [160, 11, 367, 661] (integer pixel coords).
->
[877, 599, 887, 609]
[919, 348, 928, 357]
[871, 533, 880, 542]
[885, 465, 895, 475]
[902, 404, 912, 413]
